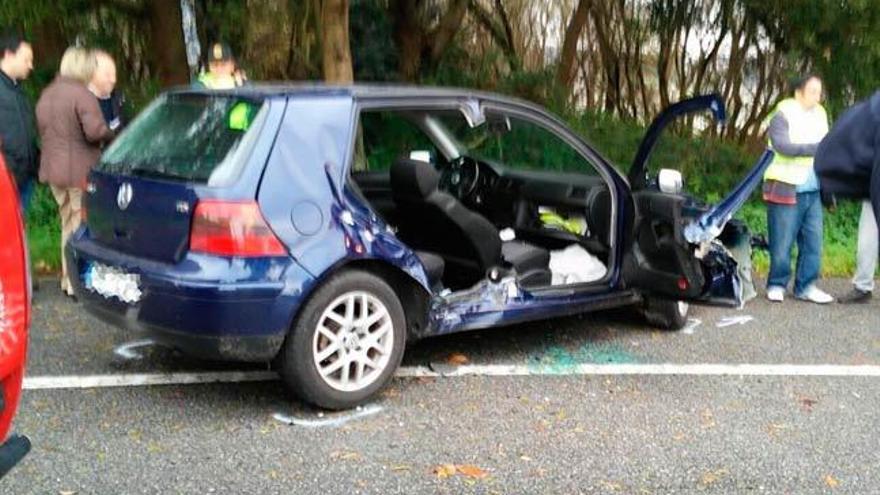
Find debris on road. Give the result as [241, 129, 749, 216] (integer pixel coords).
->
[272, 404, 383, 428]
[716, 315, 754, 327]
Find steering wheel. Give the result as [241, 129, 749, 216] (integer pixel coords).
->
[438, 156, 480, 200]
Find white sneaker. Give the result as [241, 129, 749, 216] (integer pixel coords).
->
[767, 286, 785, 302]
[796, 285, 834, 304]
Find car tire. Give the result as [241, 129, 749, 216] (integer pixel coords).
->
[278, 269, 406, 410]
[643, 297, 689, 330]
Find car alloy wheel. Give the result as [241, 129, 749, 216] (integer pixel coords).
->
[279, 269, 406, 410]
[312, 291, 394, 393]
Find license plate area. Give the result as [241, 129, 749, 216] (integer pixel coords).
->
[83, 262, 143, 304]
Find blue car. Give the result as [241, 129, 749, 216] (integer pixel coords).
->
[67, 86, 769, 409]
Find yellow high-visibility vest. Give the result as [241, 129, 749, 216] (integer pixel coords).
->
[763, 98, 828, 186]
[197, 72, 237, 90]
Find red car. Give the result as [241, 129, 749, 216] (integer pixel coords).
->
[0, 149, 31, 476]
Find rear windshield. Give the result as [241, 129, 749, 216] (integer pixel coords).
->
[98, 94, 268, 186]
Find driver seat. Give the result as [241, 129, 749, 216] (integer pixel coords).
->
[390, 158, 549, 288]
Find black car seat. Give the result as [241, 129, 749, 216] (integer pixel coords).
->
[390, 158, 550, 287]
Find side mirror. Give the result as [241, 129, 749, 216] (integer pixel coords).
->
[658, 169, 683, 194]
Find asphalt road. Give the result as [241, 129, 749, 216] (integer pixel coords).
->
[5, 278, 879, 494]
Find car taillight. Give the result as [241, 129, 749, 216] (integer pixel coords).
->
[0, 158, 29, 443]
[189, 200, 286, 257]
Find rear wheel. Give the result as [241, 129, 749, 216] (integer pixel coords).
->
[278, 270, 406, 410]
[643, 297, 689, 330]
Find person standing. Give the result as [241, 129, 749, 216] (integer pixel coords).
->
[835, 201, 878, 303]
[814, 91, 880, 303]
[763, 75, 834, 304]
[0, 29, 37, 211]
[88, 50, 125, 132]
[36, 47, 114, 299]
[194, 42, 243, 90]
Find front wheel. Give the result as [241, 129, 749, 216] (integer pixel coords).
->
[642, 297, 689, 330]
[278, 270, 406, 410]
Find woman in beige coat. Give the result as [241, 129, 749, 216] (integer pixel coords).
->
[36, 47, 114, 298]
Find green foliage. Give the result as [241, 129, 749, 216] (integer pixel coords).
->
[25, 184, 61, 272]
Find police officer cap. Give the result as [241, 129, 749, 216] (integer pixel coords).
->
[208, 42, 234, 62]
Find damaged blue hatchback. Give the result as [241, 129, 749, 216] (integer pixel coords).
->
[67, 86, 770, 409]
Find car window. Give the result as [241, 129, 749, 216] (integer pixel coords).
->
[98, 94, 268, 185]
[448, 111, 599, 176]
[356, 111, 445, 172]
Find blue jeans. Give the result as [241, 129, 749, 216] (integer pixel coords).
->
[766, 191, 823, 295]
[17, 177, 34, 216]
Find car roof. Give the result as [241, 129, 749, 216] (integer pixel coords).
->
[167, 83, 538, 108]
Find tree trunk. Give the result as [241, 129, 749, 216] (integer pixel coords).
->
[390, 0, 423, 81]
[429, 0, 468, 62]
[321, 0, 353, 83]
[556, 0, 591, 89]
[245, 0, 293, 80]
[146, 0, 191, 87]
[32, 17, 67, 70]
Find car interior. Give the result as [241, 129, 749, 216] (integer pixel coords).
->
[350, 108, 613, 292]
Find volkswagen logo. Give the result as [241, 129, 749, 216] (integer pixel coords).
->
[117, 182, 133, 210]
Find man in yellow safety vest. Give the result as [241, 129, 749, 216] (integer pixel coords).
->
[762, 74, 833, 304]
[194, 42, 245, 90]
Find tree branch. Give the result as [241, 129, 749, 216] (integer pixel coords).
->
[91, 0, 146, 17]
[428, 0, 467, 62]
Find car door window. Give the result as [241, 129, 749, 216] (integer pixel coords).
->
[357, 111, 444, 171]
[464, 111, 599, 176]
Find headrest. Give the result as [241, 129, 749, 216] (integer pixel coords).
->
[391, 158, 440, 201]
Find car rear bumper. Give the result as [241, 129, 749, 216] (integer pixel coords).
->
[66, 229, 313, 362]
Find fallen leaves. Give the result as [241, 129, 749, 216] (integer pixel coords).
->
[446, 352, 469, 365]
[329, 450, 361, 461]
[765, 422, 790, 439]
[824, 474, 840, 488]
[700, 408, 716, 429]
[700, 468, 729, 486]
[799, 396, 819, 413]
[433, 464, 489, 480]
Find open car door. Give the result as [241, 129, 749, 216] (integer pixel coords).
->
[623, 95, 773, 307]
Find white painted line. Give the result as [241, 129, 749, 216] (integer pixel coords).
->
[23, 370, 278, 390]
[273, 404, 383, 427]
[400, 363, 880, 377]
[22, 363, 880, 391]
[113, 339, 156, 360]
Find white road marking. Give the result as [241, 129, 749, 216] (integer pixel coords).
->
[23, 370, 277, 390]
[273, 404, 383, 427]
[22, 363, 880, 391]
[113, 339, 155, 360]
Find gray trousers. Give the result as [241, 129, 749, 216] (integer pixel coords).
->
[853, 201, 878, 292]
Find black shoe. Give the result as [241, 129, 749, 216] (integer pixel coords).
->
[64, 292, 78, 303]
[838, 288, 872, 304]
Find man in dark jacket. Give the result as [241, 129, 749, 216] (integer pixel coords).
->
[815, 91, 880, 300]
[814, 91, 880, 246]
[0, 29, 37, 211]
